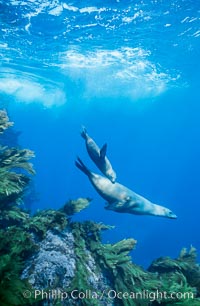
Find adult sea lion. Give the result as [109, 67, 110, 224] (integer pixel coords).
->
[81, 126, 116, 183]
[75, 157, 177, 219]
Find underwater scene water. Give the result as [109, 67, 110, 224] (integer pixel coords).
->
[1, 0, 200, 305]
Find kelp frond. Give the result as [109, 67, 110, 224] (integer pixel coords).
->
[61, 197, 92, 215]
[0, 147, 35, 174]
[178, 246, 197, 263]
[0, 170, 29, 196]
[0, 146, 35, 205]
[0, 206, 29, 227]
[0, 110, 13, 134]
[0, 226, 38, 306]
[27, 209, 68, 238]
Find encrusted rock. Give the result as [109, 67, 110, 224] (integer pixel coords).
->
[21, 229, 76, 289]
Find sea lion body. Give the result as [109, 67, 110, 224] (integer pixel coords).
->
[81, 127, 116, 183]
[75, 158, 177, 219]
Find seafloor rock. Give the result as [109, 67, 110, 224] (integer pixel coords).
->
[21, 230, 76, 289]
[21, 228, 113, 306]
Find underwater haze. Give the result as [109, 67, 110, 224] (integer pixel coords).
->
[0, 0, 200, 268]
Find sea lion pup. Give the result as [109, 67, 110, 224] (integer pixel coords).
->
[81, 126, 116, 183]
[75, 157, 177, 219]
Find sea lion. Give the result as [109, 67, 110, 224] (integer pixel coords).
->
[75, 157, 177, 219]
[81, 126, 116, 183]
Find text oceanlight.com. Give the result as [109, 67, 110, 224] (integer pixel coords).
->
[23, 289, 194, 302]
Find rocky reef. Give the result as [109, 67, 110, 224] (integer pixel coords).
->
[0, 110, 200, 306]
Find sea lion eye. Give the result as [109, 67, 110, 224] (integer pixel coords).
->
[167, 210, 177, 219]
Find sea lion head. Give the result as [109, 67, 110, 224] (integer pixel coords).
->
[160, 207, 177, 219]
[147, 202, 177, 219]
[165, 209, 177, 219]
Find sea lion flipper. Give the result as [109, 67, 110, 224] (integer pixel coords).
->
[124, 196, 140, 207]
[105, 197, 132, 210]
[75, 157, 91, 177]
[100, 143, 107, 159]
[105, 200, 125, 209]
[104, 202, 110, 208]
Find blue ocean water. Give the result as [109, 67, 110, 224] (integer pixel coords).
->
[0, 0, 200, 268]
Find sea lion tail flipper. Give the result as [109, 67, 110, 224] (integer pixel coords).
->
[75, 157, 90, 177]
[80, 126, 88, 139]
[100, 143, 107, 159]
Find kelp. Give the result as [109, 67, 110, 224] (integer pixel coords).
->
[27, 197, 93, 239]
[0, 226, 38, 306]
[0, 110, 13, 134]
[69, 223, 96, 294]
[0, 147, 35, 174]
[27, 209, 68, 239]
[65, 220, 200, 306]
[0, 110, 35, 207]
[0, 110, 38, 305]
[68, 222, 153, 306]
[0, 201, 92, 306]
[0, 147, 35, 202]
[148, 247, 200, 305]
[0, 169, 30, 206]
[60, 197, 92, 215]
[0, 206, 29, 228]
[95, 238, 137, 272]
[148, 248, 200, 305]
[64, 221, 113, 305]
[177, 247, 200, 292]
[0, 147, 35, 208]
